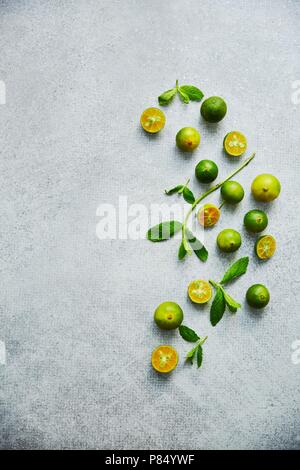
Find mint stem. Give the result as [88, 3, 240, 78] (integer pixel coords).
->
[209, 279, 219, 289]
[199, 335, 208, 346]
[178, 178, 190, 194]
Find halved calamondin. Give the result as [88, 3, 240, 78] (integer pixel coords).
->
[188, 280, 212, 304]
[223, 131, 247, 156]
[140, 107, 166, 134]
[255, 234, 276, 260]
[197, 203, 220, 228]
[151, 345, 178, 373]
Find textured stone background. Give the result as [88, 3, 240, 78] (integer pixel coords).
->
[0, 0, 299, 450]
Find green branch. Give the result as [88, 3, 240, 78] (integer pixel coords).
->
[183, 152, 255, 229]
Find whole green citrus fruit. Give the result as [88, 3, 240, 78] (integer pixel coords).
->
[251, 174, 281, 202]
[154, 301, 183, 330]
[221, 180, 244, 204]
[200, 96, 227, 123]
[195, 159, 219, 183]
[217, 229, 242, 252]
[246, 284, 270, 309]
[244, 209, 268, 233]
[176, 127, 200, 152]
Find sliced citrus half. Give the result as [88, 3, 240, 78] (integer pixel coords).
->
[188, 280, 212, 304]
[255, 234, 276, 260]
[151, 345, 178, 373]
[197, 203, 220, 228]
[223, 131, 247, 156]
[140, 107, 166, 133]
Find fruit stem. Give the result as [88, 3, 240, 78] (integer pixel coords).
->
[175, 79, 179, 90]
[183, 152, 255, 229]
[219, 200, 225, 210]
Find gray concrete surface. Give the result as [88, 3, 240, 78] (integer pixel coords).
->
[0, 0, 300, 450]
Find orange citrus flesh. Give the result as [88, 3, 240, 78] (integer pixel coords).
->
[151, 345, 178, 373]
[188, 280, 212, 304]
[198, 204, 220, 228]
[224, 131, 247, 156]
[140, 107, 166, 133]
[255, 235, 276, 260]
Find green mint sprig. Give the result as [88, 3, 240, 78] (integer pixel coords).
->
[165, 179, 195, 204]
[179, 228, 208, 261]
[158, 80, 204, 106]
[209, 257, 249, 326]
[179, 325, 208, 369]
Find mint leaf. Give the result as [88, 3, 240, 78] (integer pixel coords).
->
[179, 325, 200, 342]
[197, 344, 203, 368]
[184, 335, 208, 368]
[183, 187, 195, 204]
[178, 88, 189, 104]
[178, 241, 187, 260]
[182, 235, 193, 255]
[226, 304, 238, 313]
[165, 184, 183, 195]
[210, 286, 226, 326]
[180, 85, 204, 102]
[186, 344, 199, 364]
[158, 88, 177, 106]
[220, 257, 249, 285]
[185, 229, 208, 262]
[147, 221, 182, 242]
[221, 288, 241, 313]
[158, 82, 204, 106]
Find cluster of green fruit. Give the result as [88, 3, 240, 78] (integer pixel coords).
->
[140, 86, 281, 374]
[196, 170, 280, 261]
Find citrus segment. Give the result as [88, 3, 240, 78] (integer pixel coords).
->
[188, 280, 212, 304]
[223, 131, 247, 156]
[255, 235, 276, 260]
[151, 345, 178, 373]
[197, 203, 220, 228]
[140, 107, 166, 133]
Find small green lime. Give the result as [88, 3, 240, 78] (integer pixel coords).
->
[200, 96, 227, 123]
[221, 181, 244, 204]
[246, 284, 270, 309]
[251, 174, 281, 202]
[217, 229, 242, 253]
[195, 159, 219, 183]
[176, 127, 200, 152]
[244, 209, 268, 233]
[154, 301, 184, 330]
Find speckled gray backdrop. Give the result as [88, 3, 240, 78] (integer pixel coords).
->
[0, 0, 299, 450]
